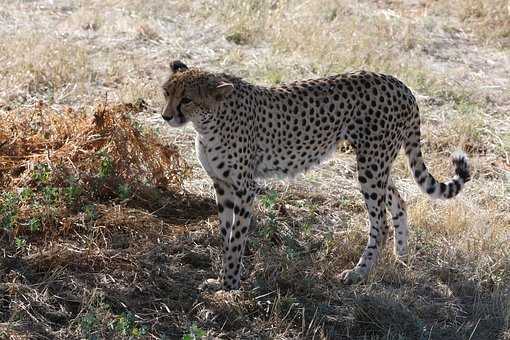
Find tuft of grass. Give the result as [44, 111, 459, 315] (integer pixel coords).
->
[14, 236, 26, 250]
[116, 183, 132, 201]
[0, 33, 91, 101]
[183, 323, 207, 340]
[348, 295, 423, 339]
[67, 8, 104, 31]
[258, 191, 280, 240]
[136, 23, 161, 42]
[225, 31, 251, 45]
[76, 291, 150, 339]
[436, 102, 489, 154]
[219, 0, 270, 46]
[410, 197, 510, 288]
[211, 0, 471, 105]
[456, 0, 510, 48]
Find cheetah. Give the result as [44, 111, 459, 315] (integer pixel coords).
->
[161, 60, 470, 291]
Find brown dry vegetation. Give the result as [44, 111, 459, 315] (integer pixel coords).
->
[0, 0, 509, 339]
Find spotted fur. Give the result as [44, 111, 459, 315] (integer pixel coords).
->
[161, 61, 471, 290]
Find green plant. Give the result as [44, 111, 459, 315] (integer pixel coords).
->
[325, 7, 337, 22]
[259, 191, 279, 239]
[42, 186, 59, 204]
[15, 237, 26, 250]
[301, 222, 312, 236]
[322, 231, 336, 256]
[80, 312, 98, 339]
[98, 151, 114, 178]
[32, 163, 51, 185]
[0, 192, 19, 229]
[183, 323, 206, 340]
[114, 312, 147, 337]
[260, 190, 278, 209]
[78, 293, 112, 340]
[116, 184, 131, 200]
[19, 187, 34, 201]
[83, 204, 98, 221]
[284, 244, 300, 260]
[260, 213, 278, 239]
[265, 69, 284, 85]
[226, 31, 249, 45]
[65, 183, 82, 204]
[28, 217, 41, 232]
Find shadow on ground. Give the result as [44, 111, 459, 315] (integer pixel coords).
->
[1, 191, 507, 340]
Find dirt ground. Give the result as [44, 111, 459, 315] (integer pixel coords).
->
[0, 0, 509, 339]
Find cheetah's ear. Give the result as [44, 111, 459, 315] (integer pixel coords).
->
[210, 82, 234, 102]
[170, 60, 188, 74]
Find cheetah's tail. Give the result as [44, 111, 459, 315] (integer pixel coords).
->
[405, 129, 471, 199]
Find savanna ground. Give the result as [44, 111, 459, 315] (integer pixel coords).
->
[0, 0, 509, 339]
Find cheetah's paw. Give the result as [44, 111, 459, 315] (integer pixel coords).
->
[198, 278, 222, 292]
[338, 268, 365, 285]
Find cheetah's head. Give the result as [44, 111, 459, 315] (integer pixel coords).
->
[161, 60, 234, 128]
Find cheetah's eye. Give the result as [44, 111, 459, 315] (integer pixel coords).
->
[181, 97, 192, 105]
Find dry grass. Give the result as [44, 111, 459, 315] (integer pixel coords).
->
[0, 102, 189, 237]
[437, 0, 510, 48]
[0, 0, 509, 339]
[214, 0, 430, 89]
[0, 34, 91, 104]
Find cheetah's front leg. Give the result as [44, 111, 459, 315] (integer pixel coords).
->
[214, 181, 254, 290]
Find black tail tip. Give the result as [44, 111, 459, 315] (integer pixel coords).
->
[452, 151, 471, 183]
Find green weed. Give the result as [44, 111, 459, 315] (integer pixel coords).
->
[32, 163, 51, 185]
[325, 7, 337, 22]
[28, 217, 41, 232]
[266, 69, 284, 85]
[83, 204, 98, 221]
[64, 183, 82, 204]
[79, 312, 98, 339]
[301, 222, 312, 236]
[260, 190, 278, 209]
[322, 231, 336, 257]
[114, 311, 147, 337]
[226, 31, 250, 45]
[20, 187, 34, 201]
[259, 191, 279, 239]
[15, 237, 26, 250]
[183, 323, 206, 340]
[116, 184, 132, 200]
[98, 151, 114, 178]
[0, 192, 19, 229]
[42, 186, 59, 204]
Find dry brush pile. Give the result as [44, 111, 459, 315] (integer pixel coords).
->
[0, 102, 205, 338]
[0, 101, 190, 240]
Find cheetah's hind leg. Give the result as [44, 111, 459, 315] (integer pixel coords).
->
[339, 156, 389, 285]
[386, 177, 409, 261]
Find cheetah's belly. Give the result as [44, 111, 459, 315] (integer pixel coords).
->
[254, 139, 341, 179]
